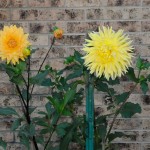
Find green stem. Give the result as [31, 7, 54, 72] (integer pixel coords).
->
[105, 83, 138, 142]
[30, 37, 55, 95]
[26, 56, 30, 119]
[105, 69, 141, 142]
[44, 114, 60, 150]
[16, 85, 27, 109]
[16, 84, 39, 150]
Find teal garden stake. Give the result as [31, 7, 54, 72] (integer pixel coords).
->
[85, 72, 94, 150]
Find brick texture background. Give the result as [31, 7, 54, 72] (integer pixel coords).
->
[0, 0, 150, 149]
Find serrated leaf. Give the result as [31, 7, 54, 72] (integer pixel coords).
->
[30, 70, 49, 85]
[66, 68, 83, 81]
[0, 107, 18, 116]
[22, 89, 31, 101]
[120, 102, 141, 118]
[74, 50, 84, 64]
[37, 111, 47, 116]
[62, 109, 72, 116]
[95, 80, 109, 92]
[60, 84, 77, 112]
[136, 56, 150, 70]
[40, 128, 51, 134]
[115, 92, 130, 104]
[35, 136, 44, 145]
[98, 125, 107, 138]
[10, 75, 24, 85]
[147, 74, 150, 82]
[29, 107, 36, 114]
[29, 124, 35, 136]
[20, 134, 30, 150]
[107, 78, 120, 85]
[108, 132, 125, 142]
[59, 127, 73, 150]
[59, 119, 81, 150]
[56, 122, 70, 137]
[0, 138, 7, 150]
[45, 102, 52, 118]
[35, 119, 48, 127]
[64, 56, 75, 64]
[41, 78, 53, 86]
[16, 61, 26, 72]
[126, 67, 138, 82]
[47, 96, 61, 113]
[96, 116, 107, 125]
[140, 81, 149, 94]
[11, 118, 22, 131]
[136, 56, 143, 69]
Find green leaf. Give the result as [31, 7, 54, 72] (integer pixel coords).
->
[0, 107, 18, 116]
[60, 84, 77, 112]
[41, 78, 53, 86]
[35, 120, 49, 127]
[62, 109, 72, 116]
[20, 134, 30, 150]
[40, 128, 51, 134]
[147, 74, 150, 82]
[140, 81, 149, 94]
[29, 123, 35, 137]
[37, 111, 47, 116]
[136, 56, 143, 70]
[115, 92, 130, 104]
[98, 125, 107, 139]
[96, 115, 107, 125]
[10, 75, 24, 85]
[0, 138, 7, 150]
[106, 78, 120, 85]
[95, 80, 109, 92]
[66, 67, 83, 81]
[22, 89, 31, 101]
[11, 118, 22, 131]
[29, 107, 36, 114]
[74, 50, 84, 64]
[56, 122, 70, 137]
[136, 56, 150, 70]
[30, 70, 49, 85]
[47, 96, 61, 113]
[126, 67, 138, 82]
[46, 145, 60, 150]
[120, 102, 141, 118]
[16, 61, 26, 72]
[64, 56, 75, 64]
[60, 127, 73, 150]
[35, 136, 44, 145]
[59, 118, 81, 150]
[45, 102, 52, 118]
[108, 132, 125, 142]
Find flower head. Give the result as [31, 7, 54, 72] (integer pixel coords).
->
[53, 27, 64, 39]
[0, 25, 30, 65]
[83, 26, 133, 80]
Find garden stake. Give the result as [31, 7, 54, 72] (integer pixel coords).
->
[86, 73, 94, 150]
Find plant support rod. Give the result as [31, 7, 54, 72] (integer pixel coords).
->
[86, 73, 94, 150]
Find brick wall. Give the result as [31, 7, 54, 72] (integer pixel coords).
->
[0, 0, 150, 149]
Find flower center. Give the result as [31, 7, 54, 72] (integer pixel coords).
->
[98, 44, 117, 64]
[7, 39, 17, 48]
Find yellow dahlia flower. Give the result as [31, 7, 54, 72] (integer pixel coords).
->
[0, 25, 30, 65]
[83, 26, 133, 80]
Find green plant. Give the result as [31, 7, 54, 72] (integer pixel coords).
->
[0, 25, 149, 150]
